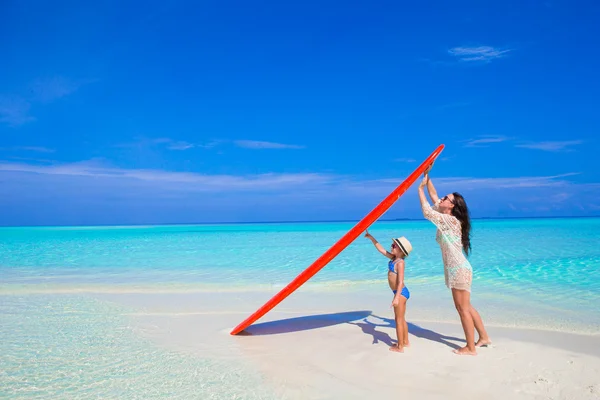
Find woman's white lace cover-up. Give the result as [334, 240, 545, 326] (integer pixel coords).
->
[422, 199, 472, 292]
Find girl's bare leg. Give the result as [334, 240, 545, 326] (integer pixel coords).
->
[390, 297, 407, 353]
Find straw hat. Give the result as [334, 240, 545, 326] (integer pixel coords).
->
[392, 236, 412, 257]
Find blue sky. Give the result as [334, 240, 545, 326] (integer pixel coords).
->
[0, 0, 598, 225]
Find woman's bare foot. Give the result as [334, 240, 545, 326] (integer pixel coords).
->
[389, 345, 404, 353]
[452, 346, 477, 356]
[475, 338, 492, 347]
[403, 342, 410, 347]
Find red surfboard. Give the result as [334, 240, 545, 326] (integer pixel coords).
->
[230, 144, 444, 335]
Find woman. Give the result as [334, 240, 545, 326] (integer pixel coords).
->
[418, 168, 491, 355]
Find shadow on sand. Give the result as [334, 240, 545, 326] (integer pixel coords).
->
[238, 311, 465, 350]
[366, 315, 466, 350]
[239, 310, 372, 336]
[347, 318, 395, 346]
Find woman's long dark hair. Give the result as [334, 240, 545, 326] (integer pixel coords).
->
[450, 192, 472, 256]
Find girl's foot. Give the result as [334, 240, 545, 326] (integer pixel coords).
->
[475, 337, 492, 347]
[403, 341, 410, 347]
[389, 345, 404, 353]
[452, 346, 477, 356]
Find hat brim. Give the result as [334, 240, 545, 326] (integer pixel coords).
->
[392, 238, 409, 257]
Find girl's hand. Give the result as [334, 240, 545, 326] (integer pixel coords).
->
[364, 230, 372, 239]
[419, 175, 428, 188]
[391, 296, 400, 308]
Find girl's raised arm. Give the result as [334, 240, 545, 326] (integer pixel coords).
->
[365, 230, 394, 259]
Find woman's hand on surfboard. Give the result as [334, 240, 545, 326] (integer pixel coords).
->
[424, 162, 434, 175]
[419, 175, 428, 188]
[364, 230, 373, 239]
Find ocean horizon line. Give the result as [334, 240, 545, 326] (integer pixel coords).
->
[1, 214, 599, 229]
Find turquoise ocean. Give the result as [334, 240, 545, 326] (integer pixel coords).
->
[1, 218, 599, 398]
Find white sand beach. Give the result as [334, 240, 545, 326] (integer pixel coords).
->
[97, 290, 600, 400]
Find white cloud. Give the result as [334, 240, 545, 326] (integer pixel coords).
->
[29, 76, 87, 103]
[448, 46, 511, 62]
[234, 140, 305, 149]
[463, 136, 511, 147]
[1, 159, 597, 223]
[117, 138, 302, 151]
[369, 173, 579, 190]
[515, 140, 583, 152]
[4, 156, 56, 163]
[149, 138, 172, 145]
[0, 159, 583, 193]
[9, 146, 55, 153]
[117, 137, 197, 151]
[197, 140, 222, 149]
[394, 158, 416, 163]
[0, 96, 36, 126]
[0, 160, 333, 192]
[549, 192, 572, 203]
[0, 76, 93, 127]
[431, 173, 580, 189]
[166, 141, 195, 150]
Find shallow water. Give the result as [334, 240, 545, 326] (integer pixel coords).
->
[0, 295, 274, 399]
[1, 218, 599, 397]
[2, 219, 599, 304]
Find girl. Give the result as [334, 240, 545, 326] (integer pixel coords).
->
[365, 230, 413, 353]
[417, 167, 491, 355]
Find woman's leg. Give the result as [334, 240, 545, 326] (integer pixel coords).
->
[470, 306, 492, 346]
[390, 297, 407, 353]
[451, 288, 477, 355]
